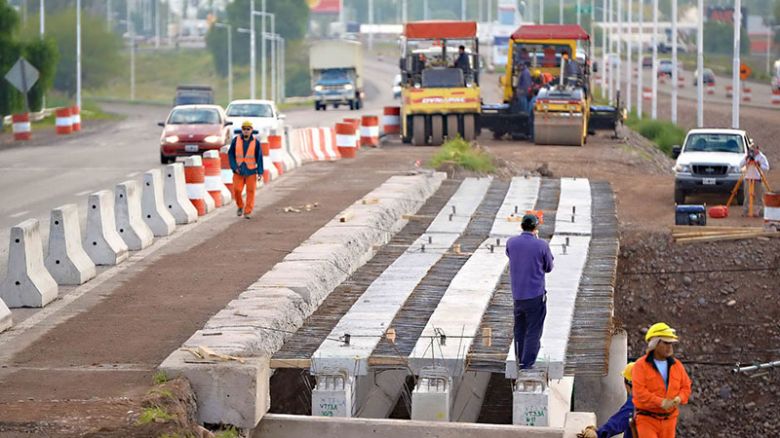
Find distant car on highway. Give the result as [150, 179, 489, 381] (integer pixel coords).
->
[657, 59, 682, 78]
[225, 99, 285, 139]
[672, 128, 751, 204]
[158, 105, 232, 164]
[173, 85, 214, 106]
[693, 68, 715, 86]
[642, 56, 652, 69]
[392, 74, 402, 99]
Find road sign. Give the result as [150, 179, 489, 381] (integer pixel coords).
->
[739, 63, 752, 81]
[4, 58, 39, 94]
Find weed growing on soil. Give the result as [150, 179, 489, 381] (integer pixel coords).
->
[153, 370, 169, 385]
[430, 137, 496, 173]
[625, 114, 686, 156]
[136, 406, 175, 425]
[214, 426, 240, 438]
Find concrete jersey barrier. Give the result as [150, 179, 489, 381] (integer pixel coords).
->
[0, 218, 59, 308]
[84, 190, 129, 266]
[163, 163, 199, 225]
[45, 204, 97, 285]
[115, 181, 155, 251]
[142, 169, 177, 237]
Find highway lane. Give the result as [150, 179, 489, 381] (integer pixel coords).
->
[0, 54, 399, 276]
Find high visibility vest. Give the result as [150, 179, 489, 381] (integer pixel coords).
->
[235, 136, 258, 170]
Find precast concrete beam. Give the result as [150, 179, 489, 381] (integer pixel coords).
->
[115, 180, 155, 251]
[142, 169, 177, 237]
[45, 204, 97, 285]
[84, 190, 129, 266]
[354, 369, 410, 419]
[450, 371, 492, 422]
[0, 218, 58, 308]
[163, 163, 199, 225]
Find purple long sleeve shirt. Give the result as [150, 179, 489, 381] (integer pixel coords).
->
[505, 232, 554, 300]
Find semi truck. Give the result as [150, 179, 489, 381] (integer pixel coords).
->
[310, 40, 364, 111]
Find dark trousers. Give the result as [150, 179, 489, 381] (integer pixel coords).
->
[514, 294, 547, 369]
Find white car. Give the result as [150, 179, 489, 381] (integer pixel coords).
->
[672, 128, 752, 204]
[224, 99, 285, 138]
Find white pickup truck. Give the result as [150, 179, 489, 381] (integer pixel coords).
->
[672, 128, 753, 205]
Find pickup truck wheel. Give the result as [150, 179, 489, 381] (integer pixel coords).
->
[674, 187, 686, 204]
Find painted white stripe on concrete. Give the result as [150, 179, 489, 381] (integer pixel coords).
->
[506, 178, 592, 380]
[311, 177, 493, 376]
[408, 177, 540, 375]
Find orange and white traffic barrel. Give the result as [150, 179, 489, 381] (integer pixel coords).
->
[642, 87, 652, 101]
[742, 87, 752, 103]
[764, 192, 780, 228]
[343, 118, 361, 149]
[184, 156, 207, 216]
[335, 122, 357, 159]
[11, 113, 31, 141]
[70, 105, 81, 131]
[268, 134, 285, 176]
[382, 107, 401, 136]
[725, 85, 733, 98]
[771, 90, 780, 106]
[676, 75, 685, 88]
[55, 107, 72, 135]
[360, 115, 380, 148]
[309, 128, 327, 161]
[320, 127, 341, 160]
[706, 83, 715, 95]
[219, 145, 234, 192]
[260, 140, 279, 183]
[202, 150, 224, 208]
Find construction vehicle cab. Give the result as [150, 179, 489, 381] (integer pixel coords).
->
[399, 21, 481, 146]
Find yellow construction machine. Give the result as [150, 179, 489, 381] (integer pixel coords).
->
[399, 21, 481, 146]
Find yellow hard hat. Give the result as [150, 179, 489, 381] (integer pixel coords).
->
[241, 120, 253, 128]
[622, 362, 635, 382]
[645, 322, 678, 342]
[532, 69, 542, 78]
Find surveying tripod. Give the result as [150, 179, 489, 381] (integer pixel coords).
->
[725, 157, 772, 217]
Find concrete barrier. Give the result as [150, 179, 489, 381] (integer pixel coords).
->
[163, 163, 199, 225]
[142, 169, 177, 237]
[160, 172, 446, 429]
[115, 180, 155, 251]
[0, 219, 59, 308]
[45, 204, 97, 285]
[282, 127, 300, 170]
[0, 298, 10, 332]
[84, 190, 129, 266]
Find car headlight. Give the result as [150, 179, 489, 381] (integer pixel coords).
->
[674, 164, 691, 173]
[343, 84, 354, 90]
[164, 135, 179, 143]
[314, 85, 323, 92]
[204, 135, 221, 144]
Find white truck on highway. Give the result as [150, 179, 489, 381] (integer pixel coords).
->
[310, 40, 364, 111]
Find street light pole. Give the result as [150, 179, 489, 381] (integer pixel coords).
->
[254, 11, 275, 101]
[637, 0, 643, 117]
[250, 0, 256, 99]
[626, 0, 632, 113]
[732, 0, 741, 128]
[40, 0, 44, 36]
[560, 0, 564, 24]
[127, 0, 135, 101]
[651, 0, 658, 119]
[608, 0, 614, 103]
[601, 0, 607, 98]
[77, 0, 82, 109]
[215, 23, 233, 103]
[617, 0, 622, 102]
[155, 0, 160, 48]
[696, 0, 703, 126]
[261, 0, 267, 100]
[671, 0, 678, 123]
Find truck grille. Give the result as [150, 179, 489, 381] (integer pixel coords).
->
[692, 165, 727, 176]
[322, 85, 346, 91]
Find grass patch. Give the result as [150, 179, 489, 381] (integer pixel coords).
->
[430, 137, 495, 173]
[152, 370, 169, 385]
[136, 406, 175, 425]
[625, 113, 686, 156]
[214, 426, 240, 438]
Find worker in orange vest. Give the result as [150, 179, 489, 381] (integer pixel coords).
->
[631, 322, 692, 438]
[228, 120, 263, 219]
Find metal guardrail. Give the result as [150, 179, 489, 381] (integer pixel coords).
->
[2, 108, 55, 126]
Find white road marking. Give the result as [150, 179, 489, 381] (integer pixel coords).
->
[75, 190, 93, 196]
[8, 210, 30, 218]
[126, 171, 139, 178]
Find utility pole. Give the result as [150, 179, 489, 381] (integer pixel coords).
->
[637, 0, 643, 117]
[560, 0, 564, 24]
[601, 0, 607, 98]
[77, 0, 82, 109]
[128, 0, 135, 101]
[261, 0, 267, 100]
[626, 0, 632, 113]
[39, 0, 44, 36]
[651, 0, 658, 119]
[608, 0, 614, 103]
[214, 23, 233, 103]
[461, 0, 466, 20]
[732, 0, 741, 128]
[250, 0, 256, 99]
[617, 0, 622, 101]
[671, 0, 678, 123]
[369, 0, 374, 51]
[402, 0, 407, 23]
[696, 0, 703, 126]
[577, 0, 581, 25]
[155, 0, 160, 48]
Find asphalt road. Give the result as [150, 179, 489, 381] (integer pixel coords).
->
[0, 55, 398, 276]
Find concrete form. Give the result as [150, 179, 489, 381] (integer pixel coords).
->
[0, 219, 58, 308]
[163, 163, 199, 225]
[115, 180, 155, 251]
[142, 169, 177, 237]
[160, 173, 445, 428]
[84, 190, 129, 266]
[45, 204, 97, 285]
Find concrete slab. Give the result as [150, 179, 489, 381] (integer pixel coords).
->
[0, 218, 58, 308]
[491, 176, 541, 237]
[553, 178, 592, 236]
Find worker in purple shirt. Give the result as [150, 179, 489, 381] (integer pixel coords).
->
[505, 213, 554, 370]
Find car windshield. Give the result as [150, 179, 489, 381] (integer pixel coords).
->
[685, 133, 744, 153]
[422, 68, 464, 88]
[226, 103, 273, 118]
[321, 70, 350, 81]
[168, 108, 220, 124]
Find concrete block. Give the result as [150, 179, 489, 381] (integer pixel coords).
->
[0, 298, 10, 332]
[159, 351, 270, 429]
[115, 180, 155, 251]
[0, 218, 58, 307]
[312, 371, 357, 417]
[253, 259, 348, 307]
[411, 367, 453, 422]
[283, 126, 302, 169]
[163, 163, 198, 224]
[142, 169, 176, 237]
[513, 376, 550, 426]
[84, 190, 129, 266]
[45, 204, 97, 285]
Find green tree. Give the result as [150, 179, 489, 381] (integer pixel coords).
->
[26, 9, 123, 95]
[0, 0, 23, 117]
[24, 37, 59, 112]
[703, 21, 750, 55]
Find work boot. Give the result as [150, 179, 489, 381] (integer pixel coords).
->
[244, 214, 251, 220]
[236, 207, 243, 217]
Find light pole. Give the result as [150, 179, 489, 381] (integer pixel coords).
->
[253, 10, 275, 101]
[76, 0, 81, 109]
[696, 0, 703, 126]
[214, 22, 233, 103]
[671, 0, 678, 123]
[249, 0, 256, 99]
[608, 0, 614, 103]
[651, 0, 658, 119]
[461, 0, 466, 20]
[732, 0, 741, 128]
[560, 0, 563, 24]
[626, 0, 632, 113]
[577, 0, 581, 25]
[601, 0, 607, 98]
[402, 0, 407, 23]
[540, 0, 544, 24]
[40, 0, 44, 36]
[636, 0, 643, 117]
[155, 0, 160, 48]
[617, 0, 622, 102]
[424, 0, 429, 20]
[126, 1, 136, 101]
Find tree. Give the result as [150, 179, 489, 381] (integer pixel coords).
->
[24, 37, 59, 112]
[0, 0, 23, 117]
[703, 21, 750, 55]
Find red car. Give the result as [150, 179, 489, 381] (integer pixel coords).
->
[158, 105, 232, 164]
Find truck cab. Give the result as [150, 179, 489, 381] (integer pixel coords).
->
[672, 128, 750, 204]
[310, 39, 364, 111]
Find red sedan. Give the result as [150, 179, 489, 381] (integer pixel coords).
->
[158, 105, 232, 164]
